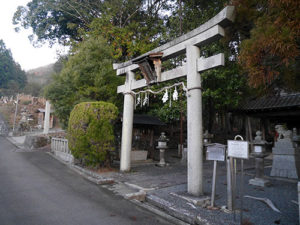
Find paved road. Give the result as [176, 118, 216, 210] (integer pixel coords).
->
[0, 137, 172, 225]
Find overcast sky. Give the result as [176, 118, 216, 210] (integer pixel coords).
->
[0, 0, 68, 71]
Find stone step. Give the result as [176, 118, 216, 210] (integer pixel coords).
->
[146, 194, 200, 224]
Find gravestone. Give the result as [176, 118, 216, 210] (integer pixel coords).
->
[270, 126, 300, 179]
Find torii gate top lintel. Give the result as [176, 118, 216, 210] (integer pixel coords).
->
[113, 6, 235, 74]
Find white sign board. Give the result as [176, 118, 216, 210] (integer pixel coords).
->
[206, 144, 226, 161]
[227, 140, 249, 159]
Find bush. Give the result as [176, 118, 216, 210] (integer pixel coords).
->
[68, 101, 118, 168]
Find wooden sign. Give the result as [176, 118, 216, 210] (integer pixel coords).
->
[227, 140, 249, 159]
[206, 144, 226, 161]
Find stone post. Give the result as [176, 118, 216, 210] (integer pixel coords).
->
[120, 71, 135, 172]
[186, 45, 203, 196]
[298, 182, 300, 225]
[12, 94, 19, 134]
[43, 100, 51, 134]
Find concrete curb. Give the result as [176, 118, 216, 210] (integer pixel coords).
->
[130, 199, 190, 225]
[124, 182, 157, 192]
[146, 194, 209, 225]
[72, 165, 115, 185]
[47, 152, 114, 185]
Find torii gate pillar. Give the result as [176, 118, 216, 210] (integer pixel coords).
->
[120, 71, 135, 172]
[186, 45, 204, 196]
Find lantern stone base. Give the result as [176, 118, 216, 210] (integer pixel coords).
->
[156, 147, 169, 167]
[156, 162, 169, 167]
[249, 178, 270, 187]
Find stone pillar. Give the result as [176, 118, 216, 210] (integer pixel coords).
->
[298, 182, 300, 225]
[186, 45, 203, 196]
[43, 100, 51, 134]
[120, 71, 135, 172]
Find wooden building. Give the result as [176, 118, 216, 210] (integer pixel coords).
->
[118, 114, 165, 161]
[236, 93, 300, 143]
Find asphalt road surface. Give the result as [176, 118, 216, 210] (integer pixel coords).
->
[0, 137, 172, 225]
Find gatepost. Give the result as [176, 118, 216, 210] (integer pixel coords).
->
[120, 71, 135, 172]
[43, 100, 51, 134]
[298, 182, 300, 225]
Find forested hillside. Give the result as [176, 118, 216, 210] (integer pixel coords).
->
[0, 39, 27, 96]
[26, 64, 55, 85]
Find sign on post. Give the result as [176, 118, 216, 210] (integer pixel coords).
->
[206, 143, 226, 208]
[227, 136, 249, 223]
[227, 140, 249, 159]
[206, 143, 226, 161]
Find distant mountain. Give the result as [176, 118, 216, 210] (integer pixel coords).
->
[26, 63, 55, 85]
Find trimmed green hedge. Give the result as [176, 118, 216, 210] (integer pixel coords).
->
[68, 101, 118, 167]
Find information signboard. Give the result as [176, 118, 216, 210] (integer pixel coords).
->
[227, 140, 249, 159]
[206, 144, 226, 161]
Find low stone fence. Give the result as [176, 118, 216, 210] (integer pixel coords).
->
[51, 137, 73, 163]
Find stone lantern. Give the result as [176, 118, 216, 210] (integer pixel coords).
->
[156, 132, 169, 167]
[249, 131, 270, 187]
[203, 130, 213, 144]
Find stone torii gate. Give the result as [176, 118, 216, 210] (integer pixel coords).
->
[114, 6, 235, 196]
